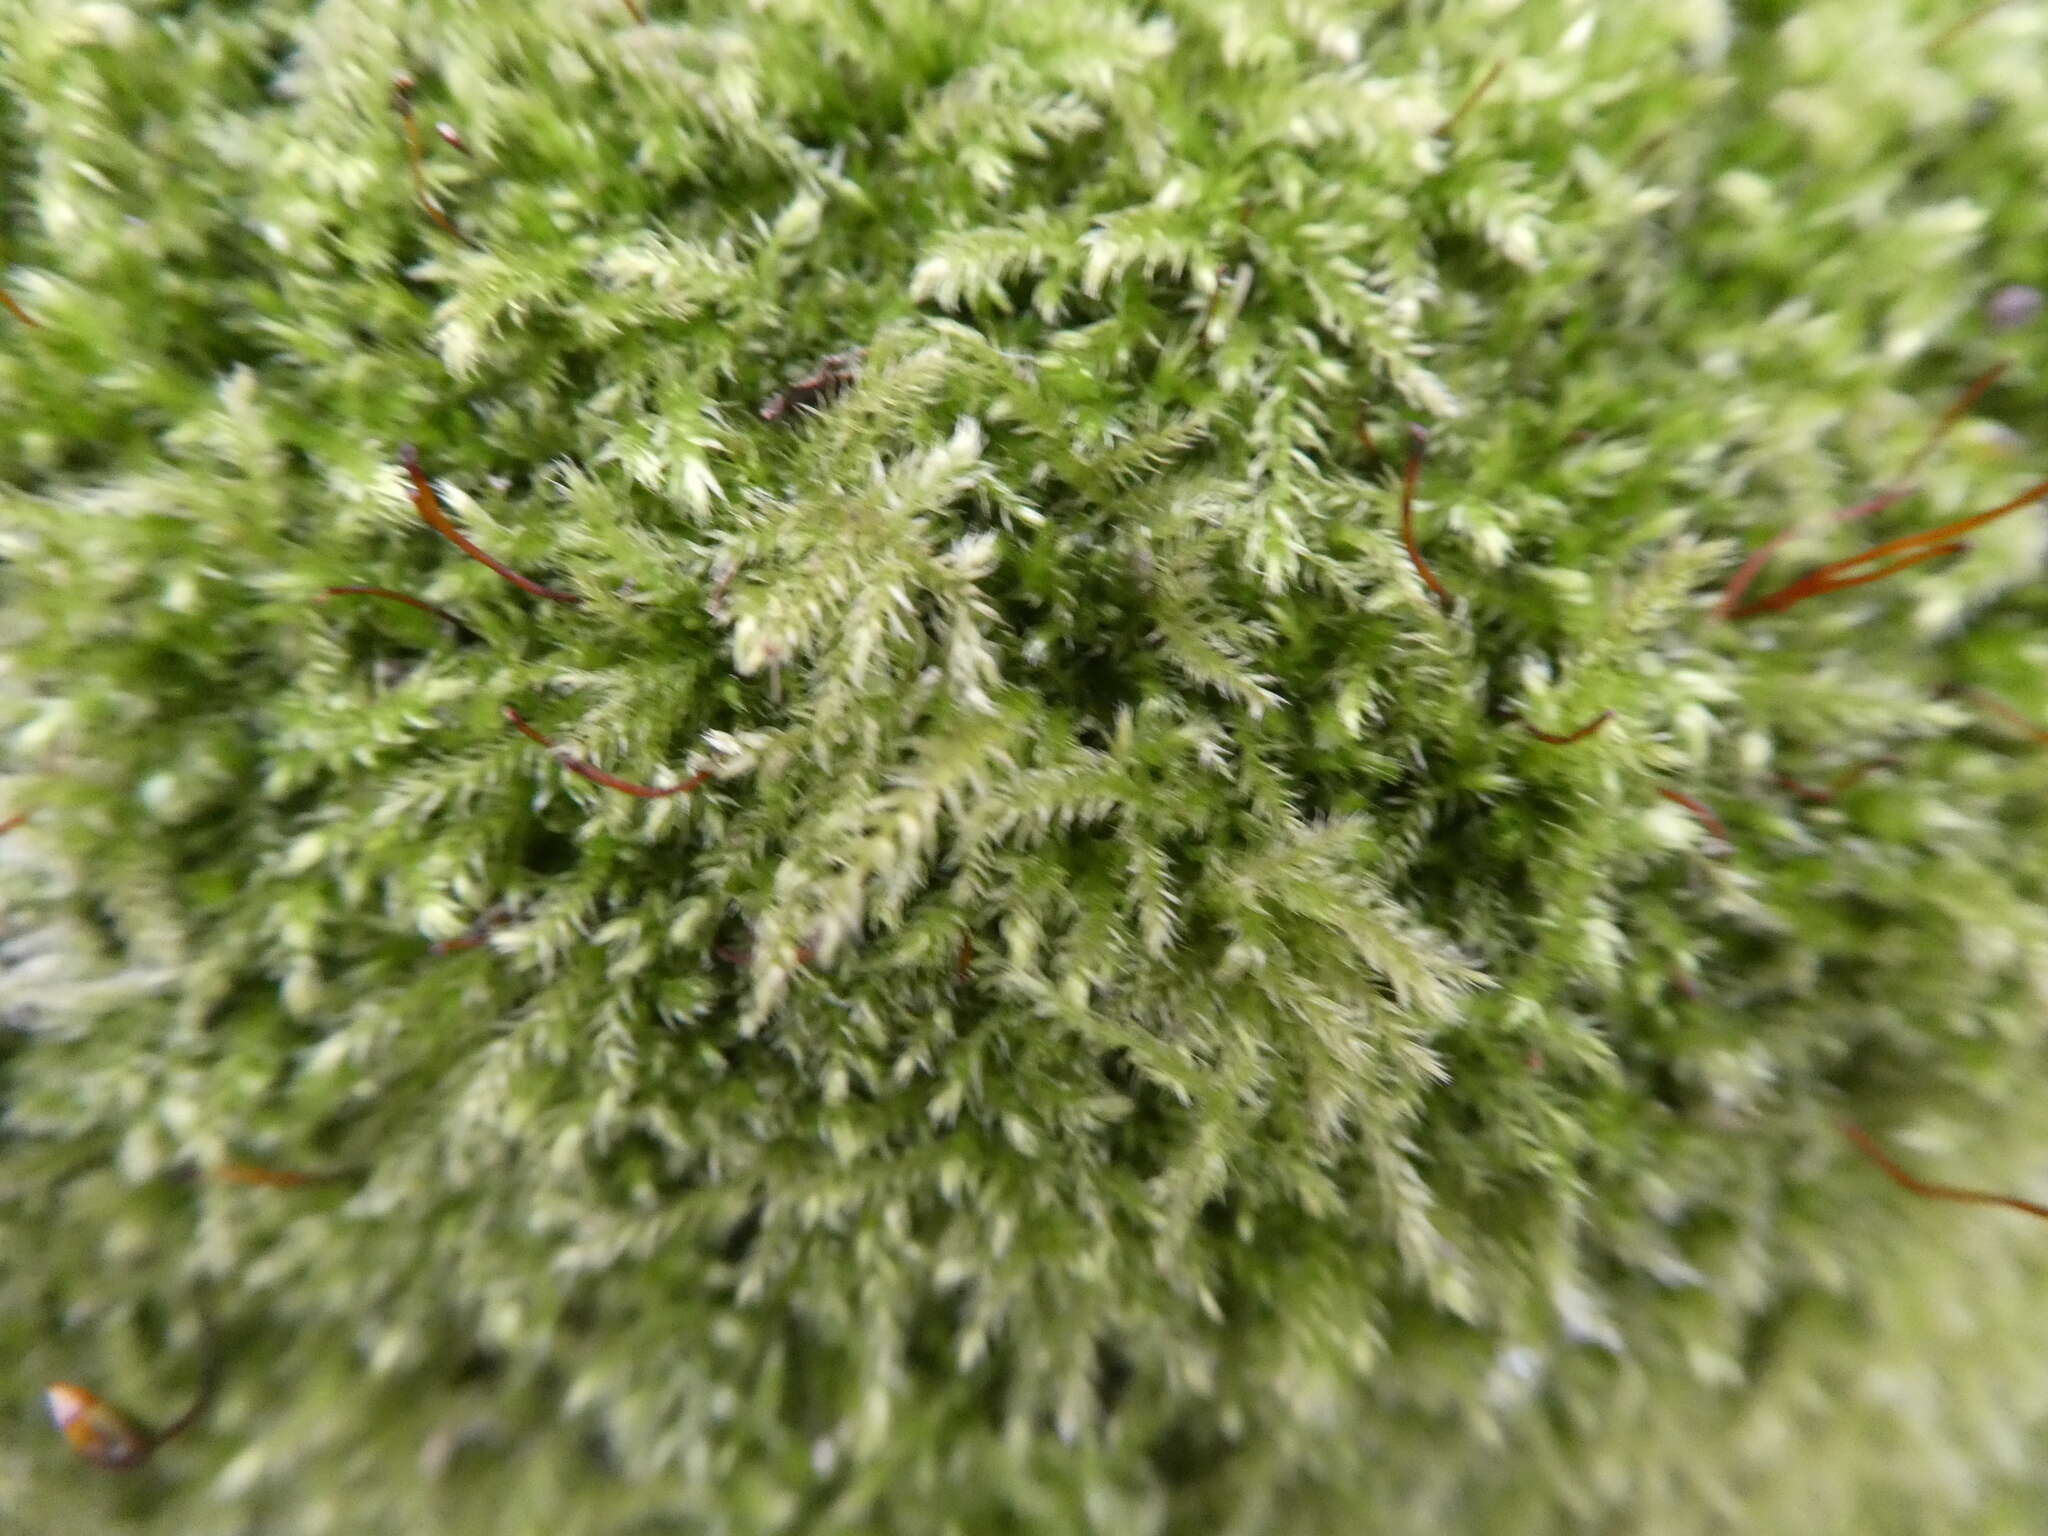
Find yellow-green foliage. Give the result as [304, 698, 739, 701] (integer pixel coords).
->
[6, 1, 2048, 1531]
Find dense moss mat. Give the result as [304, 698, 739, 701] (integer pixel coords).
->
[7, 0, 2048, 1530]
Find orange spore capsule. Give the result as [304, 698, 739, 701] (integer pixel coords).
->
[45, 1383, 156, 1469]
[46, 1315, 217, 1470]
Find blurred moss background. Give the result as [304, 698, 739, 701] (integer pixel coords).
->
[7, 0, 2048, 1531]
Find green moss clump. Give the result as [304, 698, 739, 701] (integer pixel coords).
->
[7, 2, 2048, 1531]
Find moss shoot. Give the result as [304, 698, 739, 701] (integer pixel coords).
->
[7, 2, 2048, 1532]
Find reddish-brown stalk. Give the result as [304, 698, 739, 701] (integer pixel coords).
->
[1718, 366, 2016, 617]
[1930, 0, 2019, 52]
[1441, 60, 1503, 138]
[1776, 755, 1900, 803]
[716, 942, 818, 966]
[707, 562, 739, 616]
[0, 286, 38, 327]
[1750, 540, 1969, 611]
[1187, 263, 1229, 340]
[1656, 787, 1730, 847]
[1727, 476, 2048, 619]
[0, 813, 24, 836]
[623, 0, 647, 19]
[430, 905, 516, 955]
[400, 446, 581, 605]
[759, 354, 859, 422]
[1524, 708, 1614, 746]
[505, 706, 710, 799]
[1715, 487, 1911, 618]
[955, 931, 975, 983]
[1622, 127, 1675, 175]
[1778, 775, 1842, 803]
[392, 75, 476, 247]
[1398, 424, 1451, 609]
[1843, 1122, 2048, 1221]
[318, 585, 469, 629]
[1899, 362, 2008, 479]
[212, 1162, 336, 1189]
[1966, 688, 2048, 743]
[1355, 415, 1377, 460]
[148, 1348, 218, 1453]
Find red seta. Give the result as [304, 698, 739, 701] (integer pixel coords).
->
[505, 706, 709, 799]
[1844, 1123, 2048, 1222]
[401, 446, 581, 605]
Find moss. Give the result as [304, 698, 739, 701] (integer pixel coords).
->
[6, 1, 2048, 1531]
